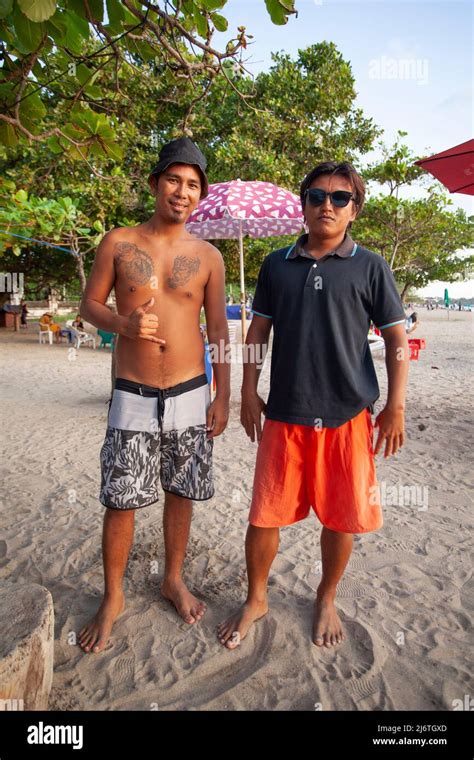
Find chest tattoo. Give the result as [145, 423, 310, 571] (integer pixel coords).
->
[167, 255, 200, 289]
[115, 242, 154, 285]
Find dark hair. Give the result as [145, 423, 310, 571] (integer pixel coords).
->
[299, 161, 365, 222]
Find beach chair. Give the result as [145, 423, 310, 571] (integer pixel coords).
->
[69, 326, 96, 350]
[98, 329, 115, 349]
[38, 324, 53, 345]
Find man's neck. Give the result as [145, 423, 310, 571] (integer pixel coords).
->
[142, 213, 188, 242]
[304, 231, 347, 259]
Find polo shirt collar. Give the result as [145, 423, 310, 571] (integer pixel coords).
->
[285, 232, 357, 260]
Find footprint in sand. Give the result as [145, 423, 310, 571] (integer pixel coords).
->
[315, 618, 390, 709]
[157, 616, 277, 710]
[460, 576, 474, 611]
[170, 634, 207, 671]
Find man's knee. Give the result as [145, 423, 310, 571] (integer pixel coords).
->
[104, 506, 136, 520]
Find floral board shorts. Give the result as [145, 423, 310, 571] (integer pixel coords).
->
[100, 373, 214, 509]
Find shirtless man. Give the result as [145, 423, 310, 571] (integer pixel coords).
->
[77, 137, 230, 654]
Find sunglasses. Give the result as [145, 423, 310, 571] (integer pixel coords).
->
[305, 188, 354, 208]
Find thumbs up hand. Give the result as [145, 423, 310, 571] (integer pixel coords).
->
[120, 297, 166, 344]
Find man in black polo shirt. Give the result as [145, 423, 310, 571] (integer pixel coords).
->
[218, 161, 409, 650]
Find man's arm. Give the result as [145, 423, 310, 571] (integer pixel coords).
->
[203, 246, 230, 437]
[80, 230, 123, 333]
[80, 230, 163, 344]
[241, 315, 272, 442]
[374, 322, 409, 458]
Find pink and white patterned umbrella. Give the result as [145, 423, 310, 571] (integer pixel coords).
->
[186, 179, 303, 239]
[186, 179, 303, 343]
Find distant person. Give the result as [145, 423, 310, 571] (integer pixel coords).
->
[72, 314, 84, 330]
[20, 299, 28, 329]
[405, 311, 418, 334]
[39, 313, 62, 343]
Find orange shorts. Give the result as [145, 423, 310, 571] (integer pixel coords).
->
[249, 407, 383, 533]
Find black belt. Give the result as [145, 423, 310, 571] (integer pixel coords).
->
[114, 373, 207, 398]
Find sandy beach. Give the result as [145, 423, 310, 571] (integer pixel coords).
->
[1, 309, 473, 711]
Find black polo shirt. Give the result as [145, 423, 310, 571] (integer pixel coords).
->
[251, 232, 406, 428]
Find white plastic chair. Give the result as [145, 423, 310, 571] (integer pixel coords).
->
[368, 334, 385, 356]
[38, 326, 53, 345]
[70, 326, 96, 350]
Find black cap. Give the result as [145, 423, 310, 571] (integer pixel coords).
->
[148, 137, 208, 198]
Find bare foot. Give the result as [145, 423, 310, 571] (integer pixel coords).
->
[217, 599, 268, 649]
[313, 593, 345, 648]
[161, 578, 206, 624]
[78, 592, 125, 654]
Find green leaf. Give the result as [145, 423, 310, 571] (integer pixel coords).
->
[198, 0, 227, 10]
[84, 0, 103, 22]
[19, 89, 47, 122]
[211, 12, 227, 32]
[64, 9, 89, 48]
[75, 63, 99, 87]
[0, 121, 18, 147]
[264, 0, 295, 25]
[106, 0, 125, 24]
[193, 8, 208, 37]
[17, 0, 57, 22]
[12, 5, 44, 52]
[58, 196, 73, 210]
[101, 141, 123, 161]
[0, 0, 13, 20]
[15, 189, 28, 202]
[93, 220, 103, 232]
[47, 135, 63, 154]
[83, 84, 102, 99]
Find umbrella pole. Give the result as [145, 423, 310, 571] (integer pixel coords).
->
[239, 222, 247, 344]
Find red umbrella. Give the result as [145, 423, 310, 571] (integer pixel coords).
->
[415, 139, 474, 195]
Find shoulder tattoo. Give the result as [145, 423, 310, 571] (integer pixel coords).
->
[167, 255, 200, 289]
[114, 242, 154, 285]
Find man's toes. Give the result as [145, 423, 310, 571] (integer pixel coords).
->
[218, 624, 233, 643]
[324, 634, 333, 647]
[225, 632, 241, 649]
[79, 632, 93, 649]
[92, 638, 105, 653]
[219, 627, 232, 643]
[313, 634, 324, 647]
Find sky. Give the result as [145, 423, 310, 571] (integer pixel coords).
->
[213, 1, 474, 298]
